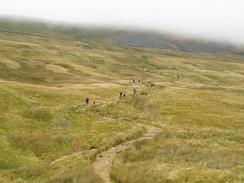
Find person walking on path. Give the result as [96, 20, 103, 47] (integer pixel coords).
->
[120, 92, 123, 98]
[133, 88, 137, 94]
[85, 97, 89, 105]
[92, 97, 97, 105]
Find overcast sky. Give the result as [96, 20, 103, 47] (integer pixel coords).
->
[1, 0, 244, 44]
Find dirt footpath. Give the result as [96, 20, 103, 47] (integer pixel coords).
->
[93, 125, 161, 183]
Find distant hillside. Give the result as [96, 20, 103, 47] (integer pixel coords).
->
[105, 30, 244, 55]
[0, 17, 244, 55]
[0, 17, 111, 41]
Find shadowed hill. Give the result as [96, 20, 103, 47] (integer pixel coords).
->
[105, 30, 244, 55]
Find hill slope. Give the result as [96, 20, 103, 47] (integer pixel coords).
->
[0, 17, 243, 183]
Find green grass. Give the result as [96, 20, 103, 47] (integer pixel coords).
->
[0, 24, 244, 183]
[0, 84, 143, 182]
[110, 88, 244, 183]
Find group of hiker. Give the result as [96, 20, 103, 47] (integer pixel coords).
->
[119, 92, 127, 98]
[84, 75, 180, 106]
[84, 79, 142, 106]
[133, 79, 141, 84]
[85, 97, 96, 105]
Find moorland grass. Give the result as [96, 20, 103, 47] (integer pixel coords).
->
[0, 29, 243, 183]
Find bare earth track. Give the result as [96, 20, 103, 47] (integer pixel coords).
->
[50, 123, 161, 183]
[93, 125, 161, 183]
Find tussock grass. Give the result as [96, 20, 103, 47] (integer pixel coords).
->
[0, 84, 141, 182]
[111, 126, 244, 182]
[0, 27, 244, 183]
[47, 166, 103, 183]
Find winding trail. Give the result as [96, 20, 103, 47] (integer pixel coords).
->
[93, 125, 161, 183]
[49, 86, 161, 182]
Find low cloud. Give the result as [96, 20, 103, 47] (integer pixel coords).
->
[1, 0, 244, 45]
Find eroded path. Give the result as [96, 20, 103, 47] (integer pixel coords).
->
[93, 125, 161, 183]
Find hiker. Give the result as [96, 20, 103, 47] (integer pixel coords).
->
[133, 88, 137, 94]
[85, 97, 89, 105]
[123, 92, 126, 97]
[120, 92, 123, 98]
[92, 97, 96, 105]
[133, 79, 136, 84]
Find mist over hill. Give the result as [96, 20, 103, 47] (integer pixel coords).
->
[0, 17, 244, 55]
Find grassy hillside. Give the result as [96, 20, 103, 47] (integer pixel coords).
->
[0, 19, 243, 183]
